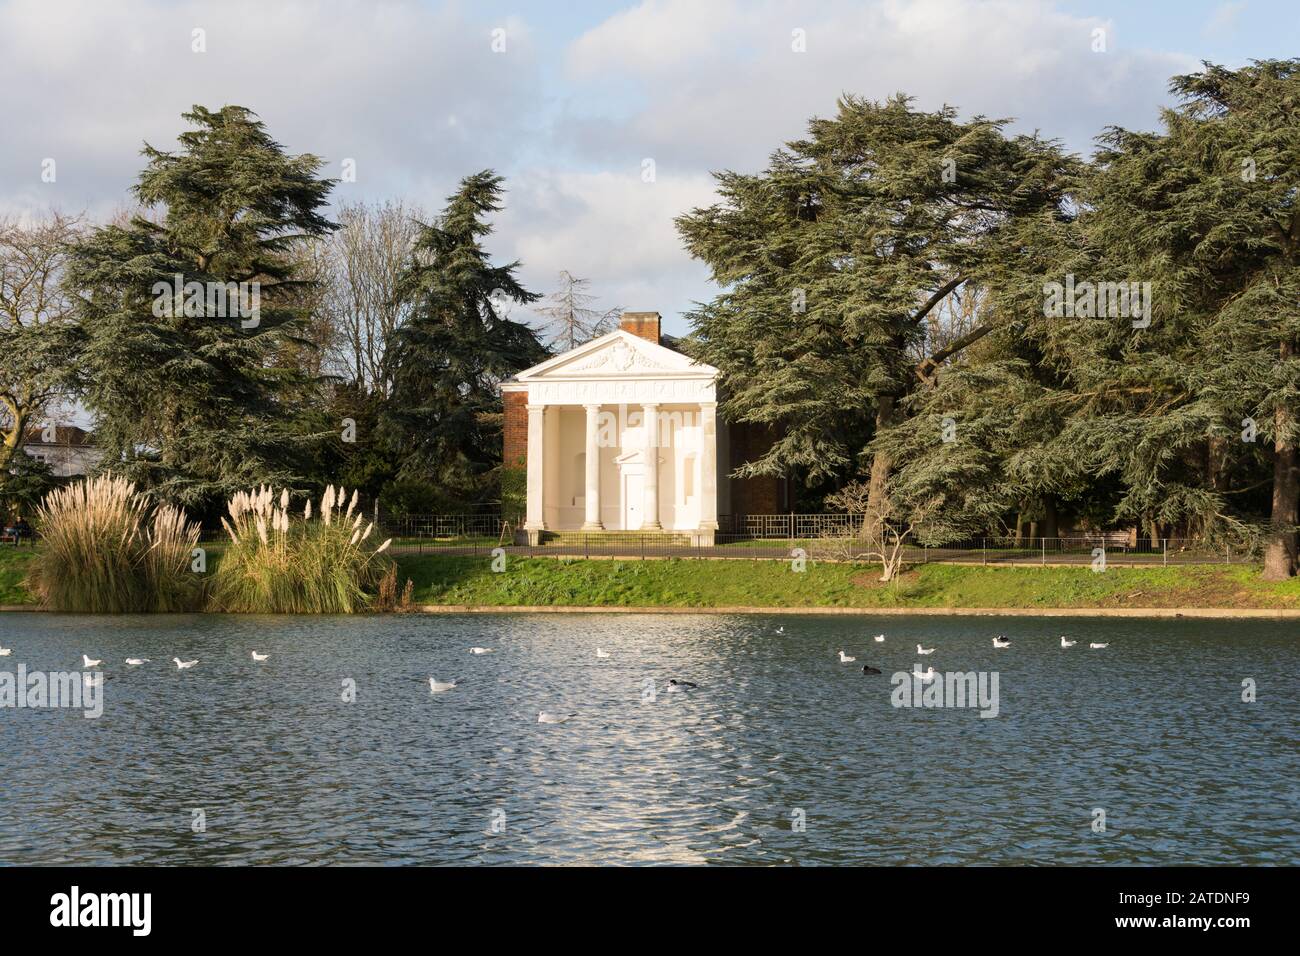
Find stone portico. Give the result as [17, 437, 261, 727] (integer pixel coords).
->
[502, 312, 787, 544]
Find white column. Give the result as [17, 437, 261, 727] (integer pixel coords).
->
[641, 402, 662, 530]
[582, 403, 603, 530]
[524, 404, 545, 531]
[699, 402, 718, 531]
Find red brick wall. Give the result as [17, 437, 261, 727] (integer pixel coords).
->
[503, 391, 528, 468]
[620, 311, 661, 344]
[727, 421, 785, 514]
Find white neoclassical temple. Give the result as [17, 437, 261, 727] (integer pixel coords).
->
[502, 312, 786, 543]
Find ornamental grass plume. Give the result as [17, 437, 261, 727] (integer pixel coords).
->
[29, 474, 202, 612]
[211, 484, 392, 613]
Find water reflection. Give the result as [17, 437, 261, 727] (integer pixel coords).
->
[0, 612, 1295, 865]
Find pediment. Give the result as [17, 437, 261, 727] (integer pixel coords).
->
[513, 330, 716, 381]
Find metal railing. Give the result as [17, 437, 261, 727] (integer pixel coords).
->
[376, 531, 1257, 565]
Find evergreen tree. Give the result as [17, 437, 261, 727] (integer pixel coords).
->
[1078, 60, 1300, 576]
[676, 95, 1079, 529]
[67, 105, 337, 514]
[380, 171, 547, 500]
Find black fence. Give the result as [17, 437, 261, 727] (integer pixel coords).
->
[378, 531, 1257, 566]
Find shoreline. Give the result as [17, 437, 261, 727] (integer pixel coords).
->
[5, 603, 1300, 618]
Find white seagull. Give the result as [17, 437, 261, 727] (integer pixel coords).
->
[82, 655, 102, 668]
[0, 646, 11, 656]
[469, 647, 494, 655]
[1090, 642, 1109, 649]
[125, 658, 150, 666]
[838, 650, 856, 663]
[428, 677, 459, 693]
[913, 666, 936, 681]
[992, 636, 1012, 649]
[917, 643, 935, 655]
[873, 634, 885, 643]
[537, 712, 575, 724]
[1060, 636, 1076, 648]
[596, 648, 610, 659]
[251, 651, 269, 662]
[173, 657, 198, 670]
[83, 673, 103, 689]
[776, 626, 785, 634]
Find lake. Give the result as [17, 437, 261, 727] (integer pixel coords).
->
[0, 611, 1295, 865]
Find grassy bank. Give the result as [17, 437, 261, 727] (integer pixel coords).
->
[7, 546, 1300, 610]
[0, 548, 37, 605]
[394, 554, 1300, 610]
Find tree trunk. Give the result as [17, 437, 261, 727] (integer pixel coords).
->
[864, 394, 897, 541]
[1262, 396, 1299, 580]
[1040, 494, 1059, 540]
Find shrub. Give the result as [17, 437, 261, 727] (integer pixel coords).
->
[212, 484, 392, 613]
[29, 475, 201, 612]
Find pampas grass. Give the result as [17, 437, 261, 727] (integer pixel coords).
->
[30, 475, 202, 612]
[211, 484, 391, 613]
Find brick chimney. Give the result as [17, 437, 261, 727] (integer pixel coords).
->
[620, 311, 661, 345]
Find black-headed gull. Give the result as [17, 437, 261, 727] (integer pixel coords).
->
[1060, 636, 1076, 648]
[917, 643, 935, 655]
[173, 657, 198, 670]
[125, 658, 150, 666]
[0, 646, 11, 656]
[429, 677, 459, 693]
[838, 650, 856, 663]
[251, 651, 269, 662]
[469, 647, 494, 655]
[83, 655, 102, 668]
[913, 666, 936, 681]
[873, 634, 885, 643]
[537, 712, 575, 724]
[992, 636, 1011, 649]
[1090, 642, 1109, 649]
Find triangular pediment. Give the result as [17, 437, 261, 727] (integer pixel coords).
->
[512, 330, 717, 381]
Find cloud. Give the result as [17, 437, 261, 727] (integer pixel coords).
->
[0, 0, 545, 219]
[561, 0, 1198, 171]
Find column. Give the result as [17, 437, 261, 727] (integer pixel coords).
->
[524, 404, 545, 533]
[582, 404, 603, 530]
[699, 402, 718, 531]
[641, 402, 662, 530]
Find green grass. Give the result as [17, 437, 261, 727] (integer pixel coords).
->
[0, 547, 38, 605]
[7, 545, 1300, 610]
[393, 554, 1300, 609]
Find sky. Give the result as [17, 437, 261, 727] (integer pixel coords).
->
[2, 0, 1297, 337]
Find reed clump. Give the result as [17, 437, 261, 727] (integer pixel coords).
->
[29, 475, 202, 612]
[211, 484, 391, 613]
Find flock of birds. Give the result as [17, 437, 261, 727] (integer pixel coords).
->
[3, 650, 280, 689]
[429, 645, 699, 723]
[0, 627, 1114, 706]
[836, 632, 1110, 679]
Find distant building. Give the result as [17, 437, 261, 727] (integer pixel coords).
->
[20, 425, 104, 478]
[500, 311, 789, 544]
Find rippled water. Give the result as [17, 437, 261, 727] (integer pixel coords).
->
[0, 612, 1296, 865]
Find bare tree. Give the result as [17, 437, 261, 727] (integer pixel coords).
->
[308, 200, 423, 395]
[0, 211, 82, 474]
[536, 271, 620, 351]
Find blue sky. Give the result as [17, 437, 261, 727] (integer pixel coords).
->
[1, 0, 1292, 337]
